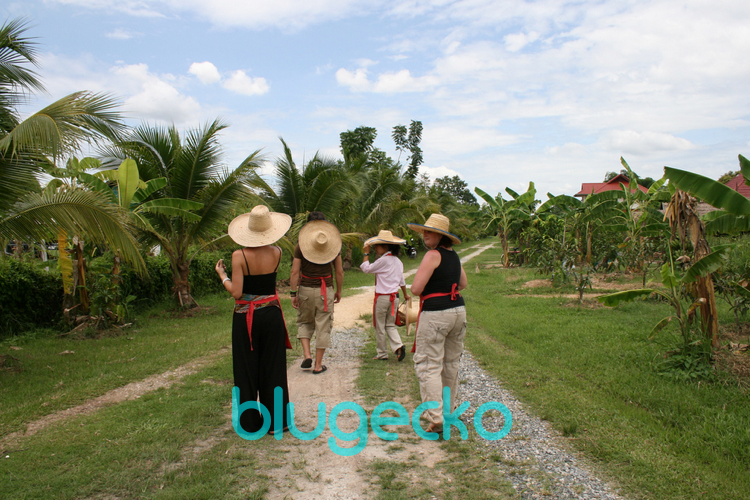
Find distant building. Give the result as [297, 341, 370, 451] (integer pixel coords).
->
[725, 173, 750, 199]
[574, 174, 648, 201]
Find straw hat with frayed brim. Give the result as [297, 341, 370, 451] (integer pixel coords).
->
[227, 205, 292, 247]
[407, 213, 462, 245]
[299, 220, 342, 264]
[364, 230, 406, 247]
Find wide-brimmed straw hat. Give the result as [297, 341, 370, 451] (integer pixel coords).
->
[299, 220, 342, 264]
[227, 205, 292, 247]
[364, 229, 406, 247]
[407, 213, 462, 245]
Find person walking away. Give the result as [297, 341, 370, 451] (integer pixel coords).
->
[361, 230, 409, 361]
[290, 212, 343, 374]
[215, 205, 292, 435]
[407, 213, 467, 434]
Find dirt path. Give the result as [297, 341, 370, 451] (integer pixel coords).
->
[264, 243, 495, 498]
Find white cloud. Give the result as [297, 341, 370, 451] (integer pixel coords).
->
[420, 165, 461, 181]
[111, 63, 201, 123]
[602, 131, 697, 156]
[424, 125, 522, 156]
[504, 31, 539, 52]
[106, 28, 136, 40]
[188, 61, 221, 84]
[222, 70, 270, 96]
[336, 67, 439, 93]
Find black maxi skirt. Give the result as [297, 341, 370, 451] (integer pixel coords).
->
[232, 306, 290, 433]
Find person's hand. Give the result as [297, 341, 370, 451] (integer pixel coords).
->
[215, 259, 226, 278]
[363, 244, 370, 254]
[334, 291, 341, 303]
[403, 293, 410, 302]
[291, 296, 299, 309]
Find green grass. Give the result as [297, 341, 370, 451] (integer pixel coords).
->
[0, 294, 302, 437]
[463, 246, 750, 500]
[6, 239, 747, 499]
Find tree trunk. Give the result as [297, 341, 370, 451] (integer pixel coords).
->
[500, 232, 509, 267]
[343, 245, 352, 271]
[174, 261, 197, 308]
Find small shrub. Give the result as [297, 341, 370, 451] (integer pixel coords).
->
[0, 258, 63, 338]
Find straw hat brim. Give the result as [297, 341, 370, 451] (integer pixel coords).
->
[407, 223, 462, 245]
[299, 220, 342, 264]
[228, 211, 292, 247]
[364, 235, 406, 247]
[404, 297, 418, 331]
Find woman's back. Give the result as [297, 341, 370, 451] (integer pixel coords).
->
[237, 246, 281, 296]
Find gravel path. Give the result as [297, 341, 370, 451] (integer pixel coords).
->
[326, 323, 628, 499]
[458, 351, 627, 500]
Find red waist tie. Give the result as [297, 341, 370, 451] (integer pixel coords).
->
[235, 293, 292, 351]
[411, 283, 461, 353]
[301, 273, 332, 311]
[373, 292, 397, 327]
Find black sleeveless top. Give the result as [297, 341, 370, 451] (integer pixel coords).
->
[241, 247, 280, 296]
[421, 247, 465, 311]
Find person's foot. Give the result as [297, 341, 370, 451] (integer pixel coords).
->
[426, 422, 443, 434]
[396, 345, 406, 362]
[312, 365, 328, 374]
[372, 356, 388, 360]
[300, 358, 313, 369]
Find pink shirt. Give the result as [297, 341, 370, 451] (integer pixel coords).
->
[360, 252, 406, 294]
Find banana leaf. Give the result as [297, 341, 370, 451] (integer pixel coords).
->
[596, 288, 657, 306]
[664, 166, 750, 216]
[680, 245, 732, 284]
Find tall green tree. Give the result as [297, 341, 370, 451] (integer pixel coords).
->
[340, 126, 377, 162]
[434, 175, 478, 206]
[392, 120, 423, 178]
[106, 119, 268, 307]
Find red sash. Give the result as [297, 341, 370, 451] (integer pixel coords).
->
[411, 283, 461, 353]
[235, 293, 292, 351]
[301, 273, 332, 311]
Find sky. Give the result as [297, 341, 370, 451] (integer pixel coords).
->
[4, 0, 750, 199]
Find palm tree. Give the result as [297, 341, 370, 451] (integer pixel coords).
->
[105, 119, 268, 307]
[0, 18, 144, 274]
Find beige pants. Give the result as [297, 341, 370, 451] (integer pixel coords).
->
[413, 306, 467, 426]
[373, 294, 404, 359]
[296, 285, 334, 349]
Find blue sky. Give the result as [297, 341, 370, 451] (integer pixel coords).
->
[5, 0, 750, 198]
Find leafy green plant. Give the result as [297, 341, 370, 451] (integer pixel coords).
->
[597, 245, 731, 374]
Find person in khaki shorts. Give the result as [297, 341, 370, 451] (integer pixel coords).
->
[408, 213, 467, 434]
[290, 212, 343, 375]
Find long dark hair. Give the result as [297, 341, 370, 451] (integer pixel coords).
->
[439, 235, 453, 248]
[388, 244, 401, 256]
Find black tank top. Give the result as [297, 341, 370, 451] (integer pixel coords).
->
[241, 247, 280, 295]
[421, 247, 465, 311]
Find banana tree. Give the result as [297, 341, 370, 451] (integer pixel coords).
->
[78, 158, 204, 276]
[475, 183, 536, 267]
[664, 154, 750, 235]
[597, 244, 731, 356]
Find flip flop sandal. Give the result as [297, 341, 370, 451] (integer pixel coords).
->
[312, 365, 328, 374]
[301, 358, 313, 369]
[396, 346, 406, 362]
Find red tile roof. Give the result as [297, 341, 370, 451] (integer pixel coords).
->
[725, 174, 750, 198]
[575, 174, 648, 198]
